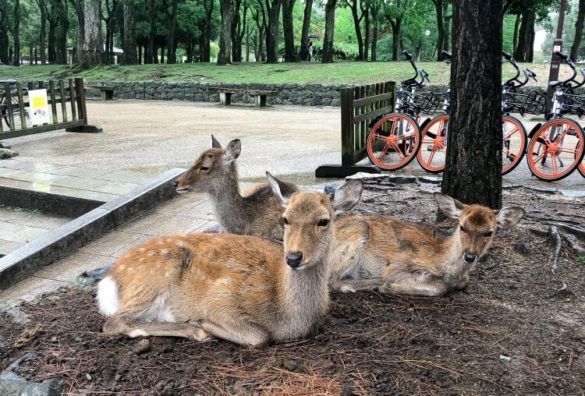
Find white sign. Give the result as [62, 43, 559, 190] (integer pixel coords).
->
[28, 89, 51, 127]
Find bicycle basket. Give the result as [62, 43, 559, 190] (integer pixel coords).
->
[503, 90, 546, 115]
[562, 93, 585, 117]
[398, 91, 440, 115]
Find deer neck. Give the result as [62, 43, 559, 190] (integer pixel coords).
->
[207, 165, 251, 233]
[275, 256, 330, 340]
[440, 229, 469, 280]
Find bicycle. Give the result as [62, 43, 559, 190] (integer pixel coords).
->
[416, 51, 545, 175]
[366, 50, 439, 171]
[525, 51, 585, 181]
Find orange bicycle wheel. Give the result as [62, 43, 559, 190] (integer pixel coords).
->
[366, 113, 421, 171]
[579, 162, 585, 178]
[526, 119, 585, 181]
[417, 114, 449, 173]
[501, 115, 527, 175]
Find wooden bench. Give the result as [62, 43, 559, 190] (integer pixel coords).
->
[209, 87, 278, 107]
[96, 86, 115, 101]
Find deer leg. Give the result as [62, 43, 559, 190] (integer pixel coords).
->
[200, 318, 270, 347]
[381, 278, 447, 296]
[103, 316, 212, 341]
[330, 277, 385, 293]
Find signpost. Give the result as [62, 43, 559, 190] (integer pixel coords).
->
[546, 0, 568, 110]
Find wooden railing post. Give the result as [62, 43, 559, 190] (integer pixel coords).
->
[340, 88, 354, 166]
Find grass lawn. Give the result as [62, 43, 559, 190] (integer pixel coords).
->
[0, 61, 572, 86]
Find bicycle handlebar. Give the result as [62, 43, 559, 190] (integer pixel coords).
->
[502, 52, 523, 88]
[400, 50, 428, 88]
[553, 51, 582, 89]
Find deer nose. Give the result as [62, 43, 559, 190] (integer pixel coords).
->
[286, 252, 303, 269]
[464, 253, 477, 263]
[173, 180, 179, 188]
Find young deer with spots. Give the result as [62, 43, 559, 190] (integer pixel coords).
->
[174, 135, 298, 240]
[328, 193, 525, 296]
[96, 175, 363, 346]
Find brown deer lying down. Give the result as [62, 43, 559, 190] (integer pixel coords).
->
[327, 193, 525, 296]
[96, 175, 363, 346]
[174, 135, 298, 240]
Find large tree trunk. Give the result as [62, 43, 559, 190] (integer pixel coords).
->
[570, 0, 585, 60]
[231, 0, 246, 61]
[217, 0, 232, 64]
[200, 0, 213, 62]
[166, 0, 178, 63]
[363, 7, 369, 60]
[282, 0, 297, 61]
[12, 0, 20, 66]
[322, 0, 337, 63]
[54, 0, 68, 64]
[71, 0, 84, 64]
[123, 0, 137, 64]
[266, 0, 282, 63]
[298, 0, 313, 60]
[441, 0, 503, 208]
[79, 0, 102, 68]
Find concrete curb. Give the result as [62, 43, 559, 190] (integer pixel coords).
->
[0, 168, 184, 292]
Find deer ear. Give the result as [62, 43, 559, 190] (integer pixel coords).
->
[267, 171, 289, 207]
[225, 139, 241, 161]
[211, 135, 222, 148]
[434, 193, 466, 219]
[331, 180, 363, 212]
[496, 207, 525, 229]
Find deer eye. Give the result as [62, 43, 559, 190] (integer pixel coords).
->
[317, 219, 330, 227]
[482, 231, 494, 237]
[460, 226, 468, 234]
[282, 217, 289, 225]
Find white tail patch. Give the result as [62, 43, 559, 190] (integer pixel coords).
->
[97, 276, 120, 317]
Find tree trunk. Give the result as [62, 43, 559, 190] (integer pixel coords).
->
[441, 0, 503, 209]
[54, 0, 68, 64]
[36, 0, 47, 64]
[434, 0, 445, 60]
[298, 0, 313, 60]
[570, 0, 584, 60]
[348, 0, 364, 60]
[390, 18, 401, 61]
[146, 0, 156, 64]
[12, 0, 20, 66]
[514, 8, 535, 62]
[231, 0, 242, 61]
[71, 0, 84, 64]
[200, 0, 213, 62]
[167, 0, 178, 63]
[123, 0, 137, 64]
[79, 0, 102, 68]
[0, 21, 9, 64]
[217, 0, 232, 64]
[512, 13, 520, 52]
[363, 7, 369, 60]
[370, 5, 378, 61]
[283, 0, 297, 61]
[266, 0, 282, 63]
[322, 0, 337, 63]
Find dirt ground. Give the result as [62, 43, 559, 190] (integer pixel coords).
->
[1, 177, 584, 395]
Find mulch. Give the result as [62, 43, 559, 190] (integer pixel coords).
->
[1, 177, 584, 395]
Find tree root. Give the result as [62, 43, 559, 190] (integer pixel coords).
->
[549, 225, 562, 273]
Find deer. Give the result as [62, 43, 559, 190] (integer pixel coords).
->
[327, 193, 525, 296]
[174, 135, 298, 241]
[96, 174, 363, 346]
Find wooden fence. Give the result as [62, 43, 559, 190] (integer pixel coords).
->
[316, 81, 395, 177]
[0, 77, 99, 141]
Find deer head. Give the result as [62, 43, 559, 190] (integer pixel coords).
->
[175, 135, 241, 193]
[269, 173, 363, 271]
[434, 193, 525, 264]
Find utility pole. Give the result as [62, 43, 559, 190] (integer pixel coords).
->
[546, 0, 567, 110]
